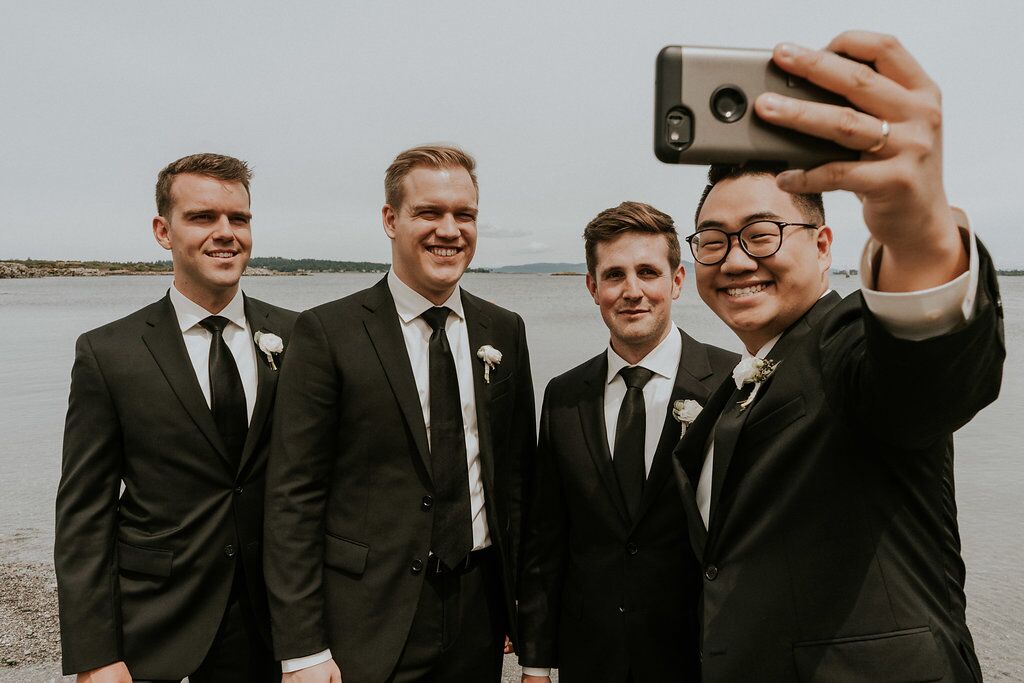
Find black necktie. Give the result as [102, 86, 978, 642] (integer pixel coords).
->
[422, 306, 473, 568]
[199, 316, 248, 471]
[614, 366, 654, 520]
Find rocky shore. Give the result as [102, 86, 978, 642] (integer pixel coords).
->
[0, 262, 288, 279]
[0, 561, 534, 682]
[0, 563, 61, 672]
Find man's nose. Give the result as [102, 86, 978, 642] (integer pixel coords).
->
[622, 273, 643, 298]
[435, 214, 459, 238]
[211, 215, 234, 239]
[720, 235, 757, 274]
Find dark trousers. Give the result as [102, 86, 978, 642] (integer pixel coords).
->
[387, 547, 507, 683]
[135, 565, 278, 683]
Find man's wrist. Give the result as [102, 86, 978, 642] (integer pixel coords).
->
[522, 665, 552, 676]
[281, 648, 333, 673]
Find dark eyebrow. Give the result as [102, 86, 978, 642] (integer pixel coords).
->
[695, 211, 784, 231]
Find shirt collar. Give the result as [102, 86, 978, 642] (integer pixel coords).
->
[168, 284, 247, 334]
[605, 326, 681, 385]
[387, 269, 465, 324]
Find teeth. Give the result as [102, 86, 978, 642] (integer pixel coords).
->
[726, 283, 767, 297]
[429, 247, 458, 257]
[208, 252, 235, 258]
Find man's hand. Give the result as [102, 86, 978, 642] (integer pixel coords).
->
[522, 676, 551, 683]
[77, 661, 131, 683]
[755, 30, 967, 291]
[282, 659, 342, 683]
[503, 633, 514, 654]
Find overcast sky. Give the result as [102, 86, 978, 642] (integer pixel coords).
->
[2, 0, 1022, 269]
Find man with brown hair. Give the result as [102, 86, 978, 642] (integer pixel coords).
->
[264, 144, 536, 682]
[55, 153, 297, 681]
[517, 202, 737, 682]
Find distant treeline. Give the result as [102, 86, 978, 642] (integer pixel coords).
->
[249, 257, 388, 272]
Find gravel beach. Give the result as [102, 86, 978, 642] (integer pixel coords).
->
[0, 562, 545, 682]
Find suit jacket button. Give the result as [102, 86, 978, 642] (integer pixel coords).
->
[421, 495, 433, 511]
[704, 565, 718, 581]
[411, 559, 424, 574]
[234, 486, 243, 495]
[618, 605, 627, 613]
[626, 542, 639, 555]
[224, 544, 236, 558]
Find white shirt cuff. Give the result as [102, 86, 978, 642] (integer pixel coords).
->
[859, 209, 977, 341]
[522, 666, 553, 677]
[281, 648, 333, 673]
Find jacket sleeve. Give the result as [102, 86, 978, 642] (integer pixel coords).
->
[263, 309, 340, 660]
[54, 332, 124, 674]
[822, 238, 1005, 450]
[507, 312, 537, 579]
[516, 383, 568, 668]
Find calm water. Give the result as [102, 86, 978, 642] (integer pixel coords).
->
[1, 273, 1021, 678]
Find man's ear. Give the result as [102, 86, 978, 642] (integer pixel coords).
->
[381, 204, 397, 239]
[817, 225, 834, 274]
[671, 264, 685, 300]
[585, 272, 600, 305]
[152, 216, 172, 251]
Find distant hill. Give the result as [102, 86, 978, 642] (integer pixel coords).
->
[491, 262, 587, 274]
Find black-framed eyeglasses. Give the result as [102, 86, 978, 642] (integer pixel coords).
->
[685, 220, 819, 265]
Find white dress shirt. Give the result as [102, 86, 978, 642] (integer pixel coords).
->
[521, 329, 683, 679]
[604, 328, 682, 475]
[694, 226, 980, 528]
[284, 271, 491, 674]
[168, 284, 257, 421]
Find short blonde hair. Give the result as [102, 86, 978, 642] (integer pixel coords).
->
[384, 144, 478, 209]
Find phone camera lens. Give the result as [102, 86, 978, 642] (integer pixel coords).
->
[710, 86, 747, 123]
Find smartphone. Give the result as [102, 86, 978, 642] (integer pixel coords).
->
[654, 45, 858, 168]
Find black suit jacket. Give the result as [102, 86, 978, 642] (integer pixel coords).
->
[263, 276, 536, 683]
[518, 329, 737, 682]
[673, 246, 1004, 682]
[54, 293, 297, 678]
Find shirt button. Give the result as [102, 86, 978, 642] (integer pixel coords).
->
[224, 544, 236, 558]
[704, 565, 719, 581]
[626, 542, 639, 555]
[421, 495, 433, 511]
[410, 559, 424, 574]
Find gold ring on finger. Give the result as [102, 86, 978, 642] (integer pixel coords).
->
[865, 119, 890, 154]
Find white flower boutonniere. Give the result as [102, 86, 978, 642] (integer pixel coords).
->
[673, 399, 703, 437]
[732, 356, 779, 411]
[254, 331, 284, 370]
[476, 345, 502, 383]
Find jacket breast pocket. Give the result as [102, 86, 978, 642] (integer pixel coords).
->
[743, 394, 806, 446]
[793, 626, 944, 682]
[324, 533, 369, 576]
[488, 372, 513, 402]
[117, 540, 173, 578]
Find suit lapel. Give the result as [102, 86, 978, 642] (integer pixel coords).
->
[141, 294, 231, 466]
[461, 292, 496, 499]
[362, 278, 433, 479]
[578, 354, 631, 526]
[633, 329, 715, 528]
[706, 291, 843, 536]
[238, 296, 279, 475]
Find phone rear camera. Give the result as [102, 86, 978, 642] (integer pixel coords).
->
[710, 86, 747, 123]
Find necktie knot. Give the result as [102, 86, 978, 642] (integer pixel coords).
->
[422, 306, 451, 333]
[619, 366, 654, 390]
[199, 315, 231, 335]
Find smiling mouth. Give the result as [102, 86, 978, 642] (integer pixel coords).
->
[427, 246, 461, 258]
[619, 308, 649, 316]
[206, 250, 238, 259]
[724, 283, 769, 298]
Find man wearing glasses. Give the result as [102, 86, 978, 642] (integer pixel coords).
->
[672, 32, 1004, 680]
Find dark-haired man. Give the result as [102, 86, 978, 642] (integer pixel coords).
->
[517, 202, 737, 682]
[673, 32, 1004, 680]
[55, 153, 297, 681]
[265, 144, 535, 683]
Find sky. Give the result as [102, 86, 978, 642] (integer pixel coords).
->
[2, 0, 1022, 269]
